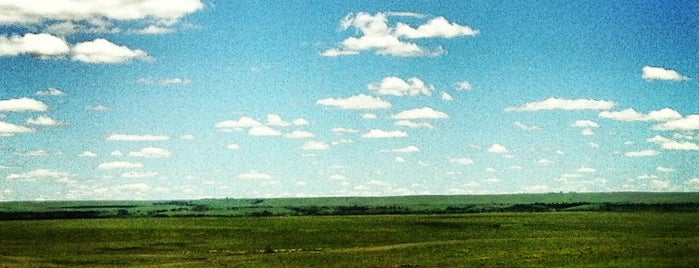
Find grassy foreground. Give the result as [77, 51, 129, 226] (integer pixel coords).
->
[0, 212, 697, 267]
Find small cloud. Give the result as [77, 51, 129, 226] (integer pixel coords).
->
[36, 87, 66, 96]
[656, 166, 675, 173]
[179, 134, 194, 140]
[134, 25, 175, 35]
[0, 121, 35, 136]
[391, 107, 449, 120]
[226, 144, 240, 150]
[367, 76, 434, 96]
[0, 98, 49, 112]
[292, 118, 310, 126]
[301, 141, 330, 150]
[537, 159, 555, 166]
[385, 146, 420, 153]
[317, 94, 392, 110]
[107, 134, 169, 141]
[332, 127, 359, 134]
[514, 121, 540, 131]
[441, 92, 453, 101]
[487, 144, 508, 154]
[15, 150, 52, 157]
[395, 156, 406, 163]
[652, 115, 699, 131]
[395, 120, 435, 129]
[506, 97, 615, 112]
[284, 130, 315, 139]
[6, 169, 73, 182]
[572, 120, 599, 128]
[128, 147, 172, 158]
[362, 129, 408, 138]
[26, 115, 67, 126]
[588, 142, 600, 148]
[215, 117, 263, 131]
[266, 114, 291, 127]
[110, 150, 123, 157]
[455, 81, 474, 91]
[577, 167, 596, 173]
[78, 151, 98, 158]
[72, 38, 151, 63]
[449, 157, 474, 165]
[642, 66, 690, 81]
[121, 171, 160, 178]
[86, 104, 110, 111]
[248, 126, 282, 136]
[97, 161, 143, 169]
[646, 135, 699, 151]
[624, 150, 660, 157]
[599, 108, 682, 122]
[362, 113, 377, 119]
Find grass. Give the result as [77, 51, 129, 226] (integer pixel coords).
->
[0, 212, 697, 267]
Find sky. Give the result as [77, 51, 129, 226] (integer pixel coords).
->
[0, 1, 698, 201]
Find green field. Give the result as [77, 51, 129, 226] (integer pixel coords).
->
[0, 193, 698, 267]
[0, 212, 697, 267]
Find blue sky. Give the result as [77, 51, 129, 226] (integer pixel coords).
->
[1, 1, 697, 200]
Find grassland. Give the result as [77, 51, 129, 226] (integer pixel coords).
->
[0, 192, 697, 267]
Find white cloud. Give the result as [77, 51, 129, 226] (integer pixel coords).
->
[487, 144, 508, 153]
[572, 120, 599, 128]
[36, 87, 66, 96]
[362, 113, 377, 119]
[332, 127, 359, 134]
[328, 174, 347, 181]
[134, 25, 175, 34]
[266, 114, 290, 127]
[238, 171, 272, 180]
[121, 171, 159, 178]
[215, 117, 263, 131]
[385, 146, 420, 153]
[139, 77, 191, 85]
[624, 150, 660, 157]
[107, 134, 169, 141]
[226, 144, 240, 150]
[0, 0, 204, 32]
[86, 104, 110, 111]
[248, 126, 282, 136]
[323, 12, 475, 57]
[642, 66, 690, 81]
[687, 178, 699, 190]
[301, 141, 330, 150]
[395, 120, 435, 129]
[26, 115, 67, 126]
[15, 150, 51, 157]
[6, 169, 73, 182]
[97, 161, 144, 169]
[395, 156, 406, 163]
[284, 130, 315, 139]
[394, 16, 479, 38]
[588, 142, 600, 148]
[506, 97, 615, 112]
[110, 150, 123, 156]
[292, 118, 310, 126]
[179, 134, 194, 140]
[391, 107, 449, 120]
[455, 81, 474, 91]
[449, 157, 474, 165]
[0, 33, 70, 58]
[441, 92, 453, 101]
[577, 167, 596, 173]
[652, 115, 699, 131]
[514, 121, 540, 131]
[367, 76, 434, 96]
[0, 121, 35, 136]
[656, 166, 675, 173]
[599, 108, 682, 122]
[317, 94, 392, 109]
[537, 159, 555, 166]
[78, 151, 98, 157]
[72, 38, 150, 63]
[0, 98, 49, 112]
[128, 147, 172, 158]
[581, 128, 595, 136]
[362, 129, 408, 138]
[647, 135, 699, 151]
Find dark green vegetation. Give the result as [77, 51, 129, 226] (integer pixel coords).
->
[0, 192, 697, 267]
[1, 192, 698, 219]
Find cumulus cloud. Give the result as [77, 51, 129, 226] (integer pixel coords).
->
[72, 38, 151, 63]
[36, 88, 66, 96]
[266, 114, 291, 127]
[86, 104, 110, 111]
[248, 126, 282, 136]
[362, 113, 377, 119]
[384, 146, 420, 153]
[284, 130, 315, 139]
[322, 12, 477, 57]
[505, 97, 615, 112]
[215, 117, 263, 131]
[362, 129, 408, 138]
[0, 33, 70, 58]
[642, 66, 690, 81]
[577, 167, 596, 173]
[138, 77, 191, 85]
[0, 0, 204, 34]
[646, 135, 699, 151]
[0, 121, 35, 136]
[332, 127, 359, 134]
[301, 141, 330, 150]
[26, 115, 67, 126]
[455, 81, 474, 91]
[6, 169, 73, 182]
[514, 121, 541, 131]
[599, 108, 682, 122]
[107, 134, 169, 141]
[78, 151, 98, 157]
[226, 144, 240, 150]
[449, 157, 474, 165]
[98, 161, 144, 169]
[238, 171, 272, 180]
[652, 115, 699, 131]
[179, 134, 194, 140]
[367, 77, 434, 96]
[624, 150, 660, 157]
[395, 120, 435, 129]
[317, 94, 392, 109]
[292, 118, 310, 126]
[391, 107, 449, 120]
[572, 120, 599, 128]
[656, 166, 675, 173]
[0, 98, 49, 112]
[487, 144, 508, 153]
[128, 147, 172, 158]
[441, 92, 453, 101]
